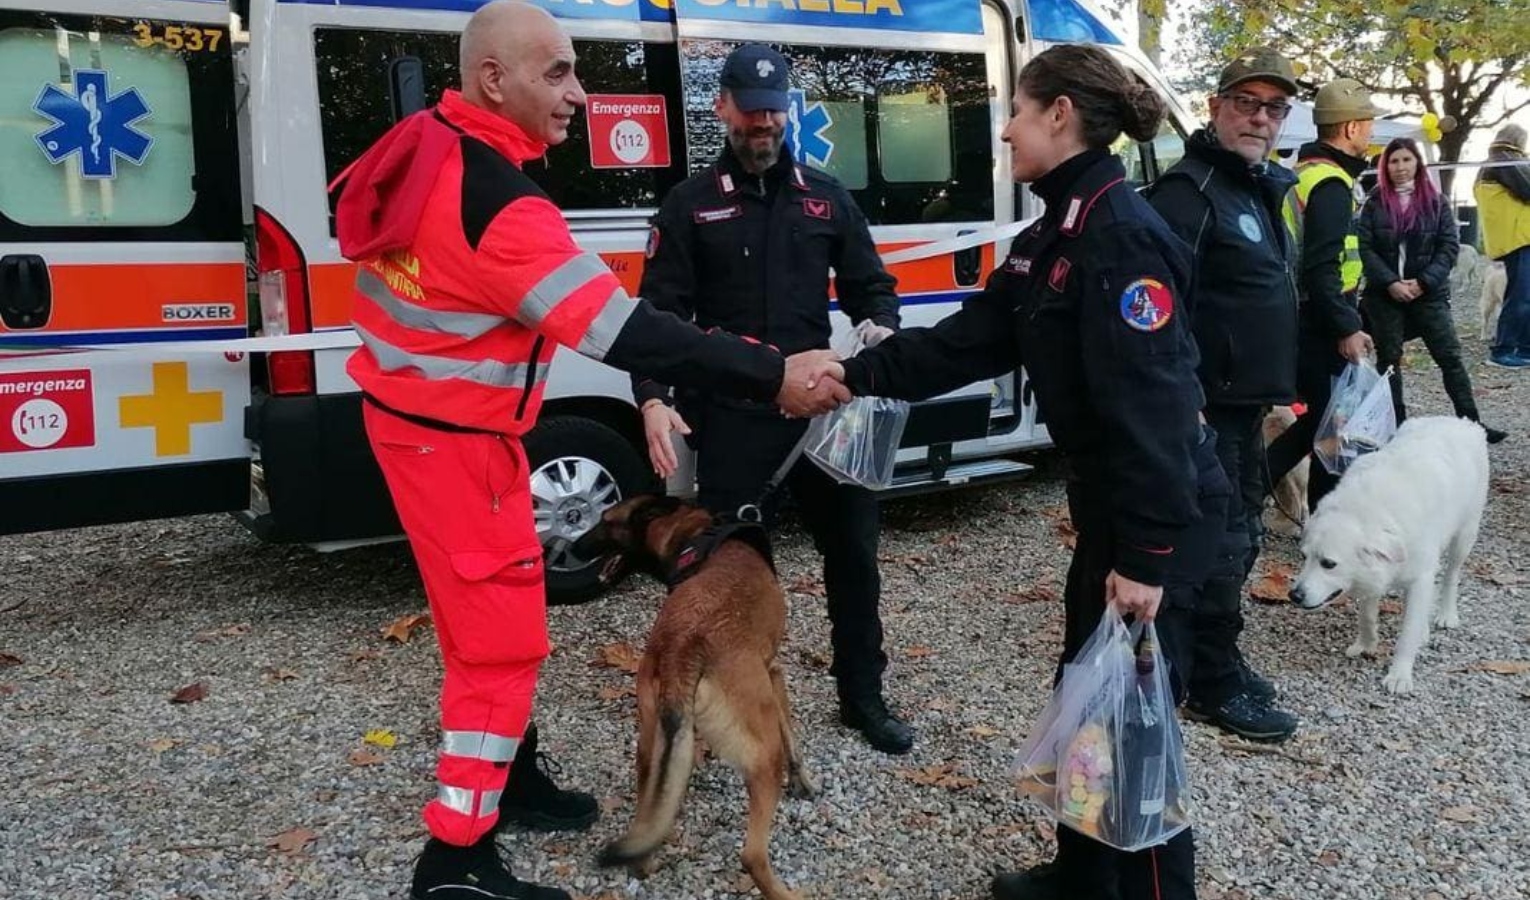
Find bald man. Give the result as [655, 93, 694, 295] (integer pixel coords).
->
[333, 4, 845, 898]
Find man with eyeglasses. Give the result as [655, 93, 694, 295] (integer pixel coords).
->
[1146, 47, 1301, 743]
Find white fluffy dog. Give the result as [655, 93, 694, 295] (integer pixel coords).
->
[1290, 417, 1490, 694]
[1481, 261, 1506, 340]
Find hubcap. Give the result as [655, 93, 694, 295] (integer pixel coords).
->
[530, 456, 620, 573]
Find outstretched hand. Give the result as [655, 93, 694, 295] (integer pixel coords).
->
[778, 350, 851, 417]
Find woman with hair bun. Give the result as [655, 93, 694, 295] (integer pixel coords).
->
[799, 43, 1223, 899]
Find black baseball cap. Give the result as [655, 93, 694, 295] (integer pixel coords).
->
[720, 44, 790, 113]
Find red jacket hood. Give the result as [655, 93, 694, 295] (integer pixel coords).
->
[333, 90, 549, 260]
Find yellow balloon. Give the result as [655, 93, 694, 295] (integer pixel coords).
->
[1422, 112, 1439, 130]
[1426, 127, 1443, 142]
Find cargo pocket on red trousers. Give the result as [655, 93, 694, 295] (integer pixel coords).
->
[446, 546, 550, 666]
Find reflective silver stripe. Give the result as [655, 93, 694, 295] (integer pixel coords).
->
[357, 269, 502, 340]
[355, 324, 534, 388]
[441, 730, 519, 763]
[436, 785, 503, 819]
[575, 287, 639, 361]
[518, 253, 613, 327]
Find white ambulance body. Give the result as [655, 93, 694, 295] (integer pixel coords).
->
[0, 0, 1193, 601]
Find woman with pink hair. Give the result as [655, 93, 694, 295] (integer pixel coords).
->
[1357, 137, 1506, 442]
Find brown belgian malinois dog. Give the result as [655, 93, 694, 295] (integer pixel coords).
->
[576, 495, 818, 900]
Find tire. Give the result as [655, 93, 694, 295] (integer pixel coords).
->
[522, 415, 653, 605]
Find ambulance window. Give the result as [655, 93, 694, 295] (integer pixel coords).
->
[0, 14, 239, 239]
[314, 30, 688, 224]
[878, 87, 953, 184]
[679, 41, 993, 227]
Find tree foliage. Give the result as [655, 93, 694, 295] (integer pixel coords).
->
[1186, 0, 1529, 180]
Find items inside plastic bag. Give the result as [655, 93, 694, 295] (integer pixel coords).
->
[1012, 609, 1192, 852]
[803, 321, 910, 490]
[1313, 359, 1397, 476]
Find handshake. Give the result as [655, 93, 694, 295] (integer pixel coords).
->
[776, 348, 851, 418]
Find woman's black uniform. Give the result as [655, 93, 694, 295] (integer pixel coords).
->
[843, 151, 1228, 899]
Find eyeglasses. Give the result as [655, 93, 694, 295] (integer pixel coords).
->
[1219, 93, 1293, 121]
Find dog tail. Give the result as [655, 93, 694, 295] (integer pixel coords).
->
[598, 640, 705, 867]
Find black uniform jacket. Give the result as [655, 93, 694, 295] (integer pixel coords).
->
[1148, 129, 1299, 407]
[634, 148, 900, 406]
[842, 151, 1205, 585]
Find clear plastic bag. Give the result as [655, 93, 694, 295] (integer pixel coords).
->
[1013, 609, 1192, 852]
[1313, 359, 1397, 476]
[803, 322, 910, 490]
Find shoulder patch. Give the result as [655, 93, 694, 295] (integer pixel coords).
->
[1119, 278, 1175, 332]
[802, 197, 833, 220]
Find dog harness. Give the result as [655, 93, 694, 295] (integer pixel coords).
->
[666, 506, 776, 589]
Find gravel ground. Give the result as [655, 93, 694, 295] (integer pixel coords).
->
[3, 288, 1528, 900]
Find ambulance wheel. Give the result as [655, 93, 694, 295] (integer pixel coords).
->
[524, 415, 651, 605]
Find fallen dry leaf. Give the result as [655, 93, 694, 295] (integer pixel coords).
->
[784, 575, 826, 597]
[195, 623, 251, 642]
[894, 763, 979, 790]
[1379, 738, 1412, 752]
[170, 682, 208, 704]
[1054, 518, 1078, 549]
[261, 667, 299, 683]
[1440, 805, 1482, 823]
[1250, 565, 1295, 604]
[1472, 660, 1530, 676]
[1491, 477, 1524, 495]
[934, 533, 962, 548]
[381, 613, 433, 644]
[0, 684, 15, 696]
[0, 652, 22, 668]
[596, 684, 637, 701]
[349, 647, 383, 663]
[347, 748, 385, 767]
[269, 826, 316, 855]
[1006, 584, 1060, 605]
[592, 642, 642, 673]
[363, 729, 397, 749]
[966, 725, 1001, 738]
[1316, 849, 1341, 867]
[1378, 600, 1403, 615]
[903, 645, 936, 659]
[147, 738, 177, 754]
[798, 649, 830, 670]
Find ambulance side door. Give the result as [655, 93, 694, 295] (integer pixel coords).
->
[0, 0, 249, 535]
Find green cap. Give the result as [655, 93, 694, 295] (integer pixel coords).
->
[1313, 78, 1384, 125]
[1216, 46, 1298, 95]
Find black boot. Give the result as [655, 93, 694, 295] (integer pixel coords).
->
[1186, 689, 1298, 743]
[411, 833, 571, 900]
[496, 724, 599, 832]
[838, 690, 914, 755]
[1483, 425, 1508, 445]
[1233, 647, 1277, 702]
[991, 861, 1060, 900]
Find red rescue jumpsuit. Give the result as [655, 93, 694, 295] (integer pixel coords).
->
[334, 91, 785, 846]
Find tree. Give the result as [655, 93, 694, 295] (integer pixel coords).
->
[1188, 0, 1530, 192]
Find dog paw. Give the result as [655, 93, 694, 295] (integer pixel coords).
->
[789, 768, 821, 799]
[1345, 641, 1379, 659]
[1382, 669, 1415, 695]
[1433, 611, 1460, 629]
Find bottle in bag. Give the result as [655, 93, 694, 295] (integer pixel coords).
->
[1109, 631, 1168, 847]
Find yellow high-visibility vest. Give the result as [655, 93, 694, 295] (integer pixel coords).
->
[1282, 159, 1363, 293]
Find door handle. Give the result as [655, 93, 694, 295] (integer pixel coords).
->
[953, 228, 981, 287]
[0, 254, 52, 330]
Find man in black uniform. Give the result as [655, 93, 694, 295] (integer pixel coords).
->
[1147, 48, 1301, 743]
[1266, 79, 1381, 509]
[632, 44, 912, 755]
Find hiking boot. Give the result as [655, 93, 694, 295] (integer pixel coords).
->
[1234, 649, 1277, 703]
[1487, 352, 1530, 369]
[839, 692, 915, 755]
[411, 834, 571, 900]
[1483, 425, 1508, 445]
[991, 861, 1061, 900]
[496, 724, 599, 833]
[1186, 690, 1298, 743]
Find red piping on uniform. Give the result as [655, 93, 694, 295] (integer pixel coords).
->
[1061, 176, 1126, 236]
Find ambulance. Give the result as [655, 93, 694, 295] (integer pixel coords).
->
[0, 0, 1194, 601]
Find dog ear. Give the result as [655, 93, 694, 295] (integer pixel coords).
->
[1362, 526, 1408, 566]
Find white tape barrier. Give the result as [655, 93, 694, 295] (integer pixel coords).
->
[4, 220, 1034, 357]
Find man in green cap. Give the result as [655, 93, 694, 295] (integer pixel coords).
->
[1147, 46, 1301, 745]
[1267, 77, 1384, 511]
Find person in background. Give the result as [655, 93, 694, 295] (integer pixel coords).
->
[1475, 123, 1530, 368]
[1265, 78, 1381, 512]
[1147, 46, 1302, 744]
[1359, 137, 1507, 441]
